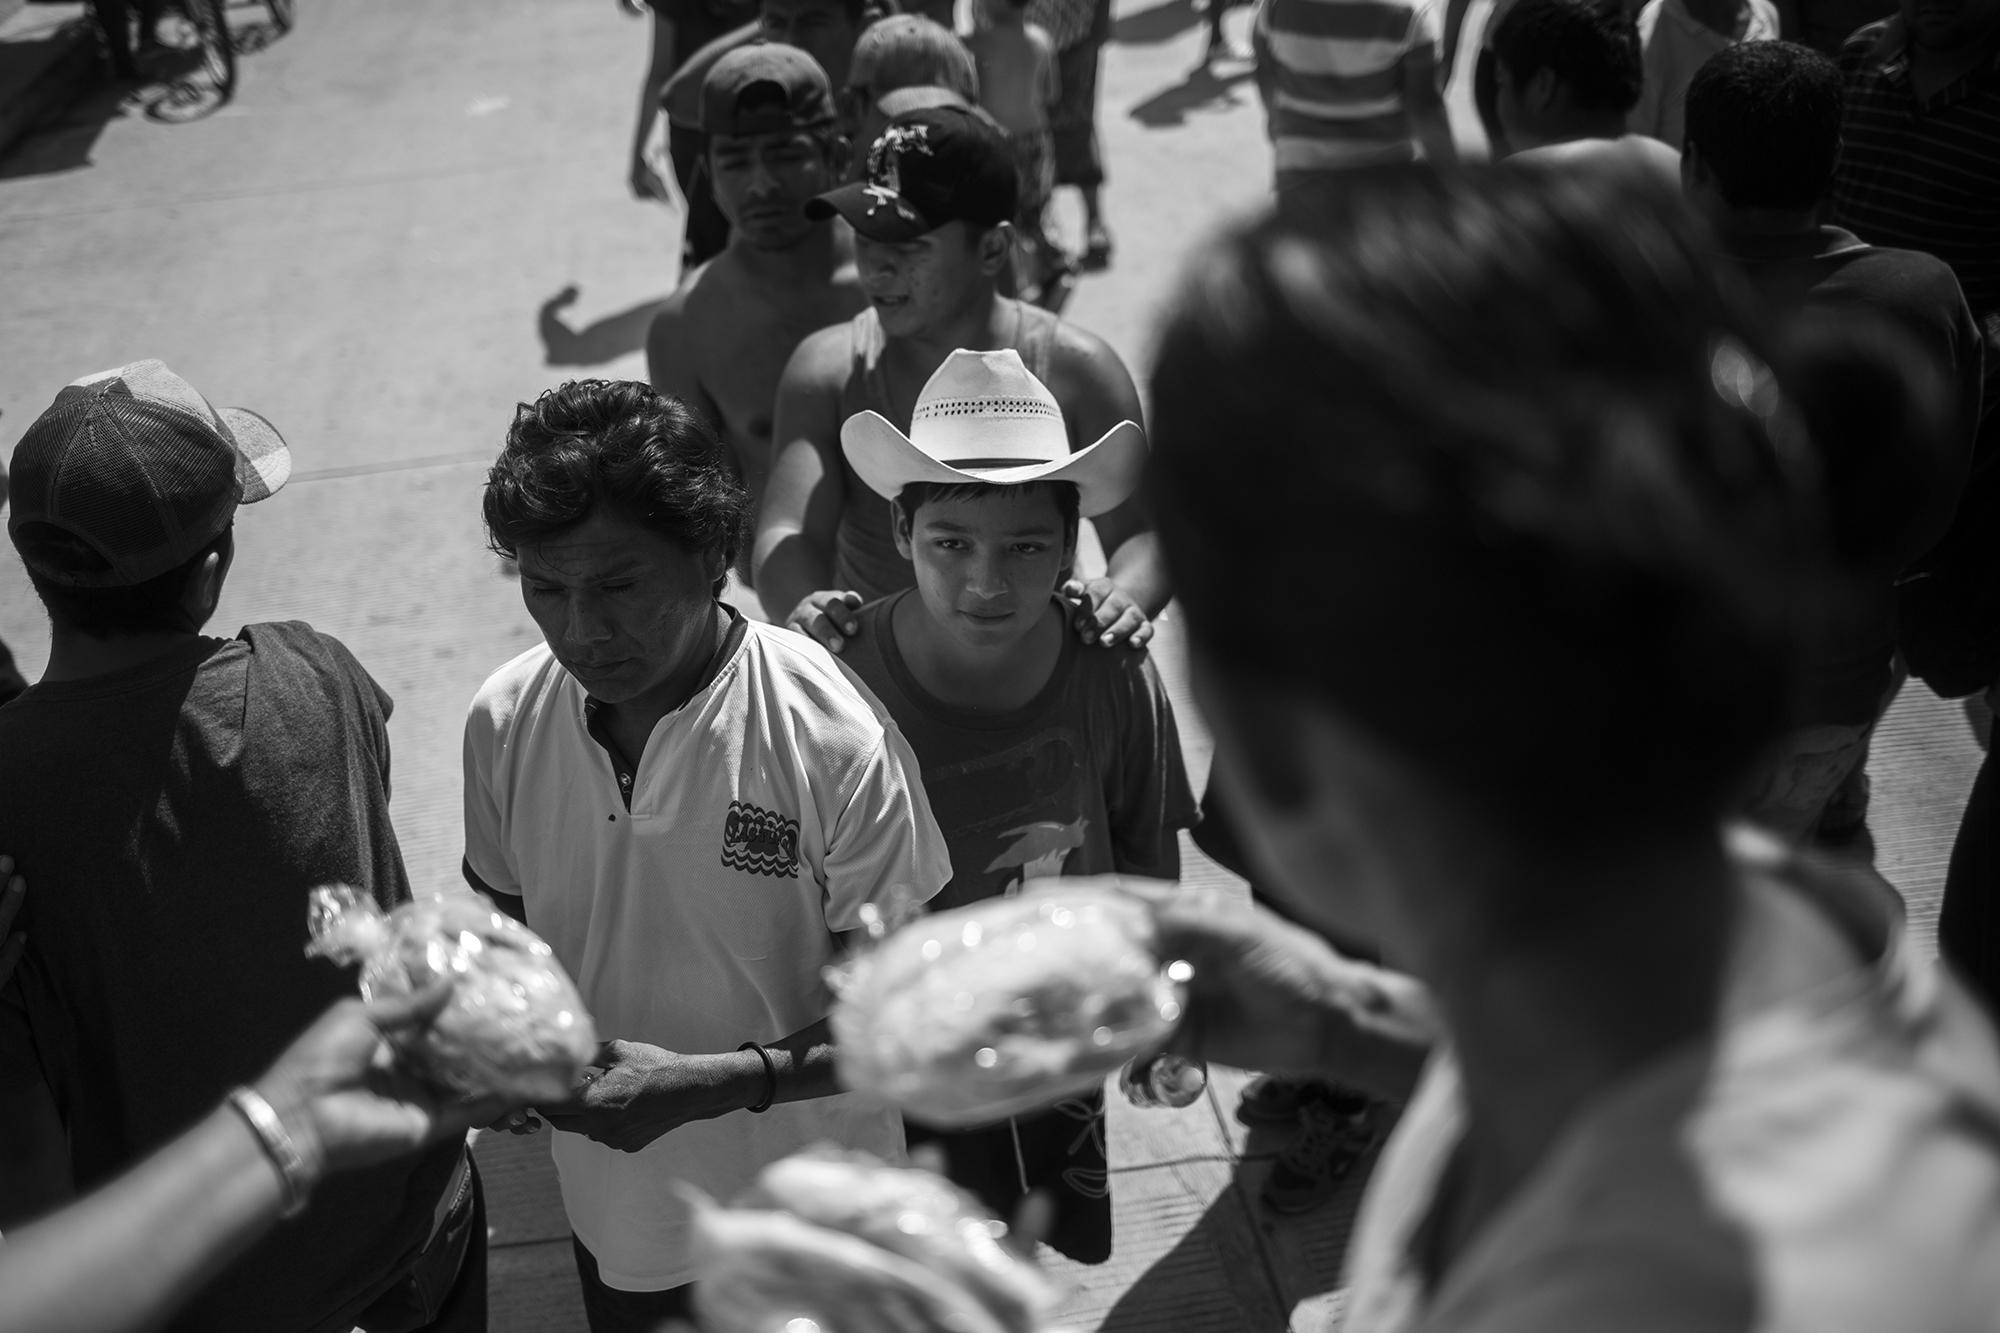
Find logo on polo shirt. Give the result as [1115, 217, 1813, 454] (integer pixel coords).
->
[721, 800, 801, 879]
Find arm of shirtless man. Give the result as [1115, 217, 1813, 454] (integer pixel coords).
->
[1045, 322, 1174, 649]
[646, 285, 750, 494]
[756, 325, 864, 651]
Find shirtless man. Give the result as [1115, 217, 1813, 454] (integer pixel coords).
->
[647, 44, 865, 523]
[754, 104, 1170, 653]
[1490, 0, 1681, 186]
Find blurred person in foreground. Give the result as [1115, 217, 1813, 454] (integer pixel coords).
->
[1253, 0, 1457, 190]
[0, 362, 486, 1333]
[463, 379, 949, 1330]
[1489, 0, 1682, 181]
[1684, 38, 1982, 846]
[648, 44, 867, 554]
[756, 105, 1170, 656]
[1136, 161, 2000, 1329]
[0, 454, 28, 703]
[1827, 0, 2000, 1005]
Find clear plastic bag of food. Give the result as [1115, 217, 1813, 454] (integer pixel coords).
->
[688, 1147, 1057, 1333]
[305, 885, 597, 1103]
[830, 881, 1191, 1127]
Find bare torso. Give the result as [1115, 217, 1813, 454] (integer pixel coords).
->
[649, 238, 868, 501]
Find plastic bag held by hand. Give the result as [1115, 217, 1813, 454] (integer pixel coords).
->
[688, 1147, 1057, 1333]
[306, 886, 597, 1102]
[831, 882, 1190, 1127]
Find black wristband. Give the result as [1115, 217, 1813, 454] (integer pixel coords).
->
[738, 1041, 777, 1114]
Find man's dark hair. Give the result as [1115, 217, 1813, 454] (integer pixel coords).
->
[1147, 163, 1833, 842]
[1684, 42, 1843, 210]
[485, 380, 749, 588]
[892, 478, 1081, 546]
[1490, 0, 1642, 114]
[22, 526, 233, 640]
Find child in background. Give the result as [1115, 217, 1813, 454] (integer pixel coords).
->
[966, 0, 1076, 309]
[1627, 0, 1778, 146]
[841, 14, 983, 162]
[837, 349, 1199, 1264]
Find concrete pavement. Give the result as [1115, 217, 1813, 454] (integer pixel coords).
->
[0, 0, 1985, 1328]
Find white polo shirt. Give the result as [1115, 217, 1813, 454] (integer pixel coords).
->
[463, 616, 952, 1290]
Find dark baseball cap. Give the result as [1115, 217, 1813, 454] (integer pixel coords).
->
[7, 360, 290, 588]
[701, 42, 837, 138]
[807, 105, 1017, 242]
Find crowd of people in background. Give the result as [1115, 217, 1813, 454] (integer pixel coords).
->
[2, 0, 1999, 1326]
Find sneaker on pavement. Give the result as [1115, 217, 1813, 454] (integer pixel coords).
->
[1260, 1092, 1378, 1216]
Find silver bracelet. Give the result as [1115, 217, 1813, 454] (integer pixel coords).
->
[227, 1086, 314, 1219]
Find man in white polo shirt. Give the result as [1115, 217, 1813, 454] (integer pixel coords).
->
[462, 378, 951, 1332]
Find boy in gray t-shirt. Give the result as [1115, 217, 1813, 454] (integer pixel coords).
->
[837, 347, 1197, 1262]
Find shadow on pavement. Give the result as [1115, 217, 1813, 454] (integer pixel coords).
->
[1111, 0, 1201, 45]
[536, 284, 664, 368]
[1236, 1143, 1381, 1326]
[0, 77, 126, 180]
[1126, 61, 1254, 128]
[1094, 1186, 1285, 1332]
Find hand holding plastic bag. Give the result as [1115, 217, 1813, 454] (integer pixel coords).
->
[306, 886, 597, 1104]
[831, 882, 1193, 1127]
[688, 1147, 1058, 1333]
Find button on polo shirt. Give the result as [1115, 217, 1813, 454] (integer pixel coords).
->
[463, 617, 951, 1289]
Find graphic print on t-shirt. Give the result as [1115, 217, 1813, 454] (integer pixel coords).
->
[721, 800, 801, 878]
[925, 728, 1089, 905]
[986, 818, 1086, 894]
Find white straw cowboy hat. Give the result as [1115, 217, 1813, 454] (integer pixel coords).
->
[840, 349, 1146, 517]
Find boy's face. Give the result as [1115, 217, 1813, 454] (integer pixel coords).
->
[710, 128, 835, 251]
[893, 486, 1075, 653]
[854, 222, 1005, 339]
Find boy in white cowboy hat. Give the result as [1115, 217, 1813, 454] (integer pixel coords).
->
[836, 347, 1199, 1264]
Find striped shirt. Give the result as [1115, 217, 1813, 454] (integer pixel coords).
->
[1828, 21, 2000, 337]
[1255, 0, 1444, 171]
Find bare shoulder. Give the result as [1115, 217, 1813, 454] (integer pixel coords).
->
[1047, 316, 1139, 396]
[647, 268, 712, 388]
[1028, 21, 1056, 52]
[676, 252, 749, 318]
[780, 319, 859, 393]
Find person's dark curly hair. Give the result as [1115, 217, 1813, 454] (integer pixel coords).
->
[484, 380, 748, 592]
[1684, 41, 1843, 211]
[1491, 0, 1643, 115]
